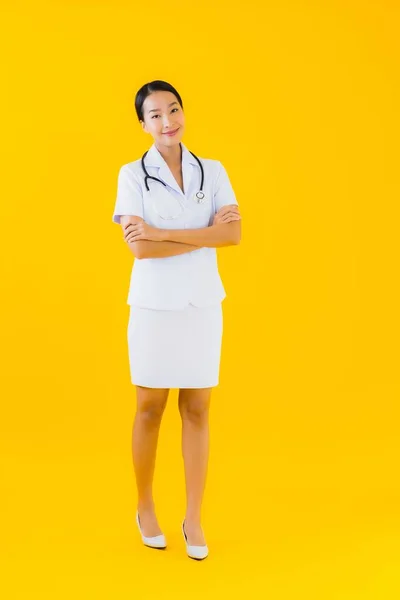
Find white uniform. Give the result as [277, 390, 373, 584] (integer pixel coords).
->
[112, 142, 238, 388]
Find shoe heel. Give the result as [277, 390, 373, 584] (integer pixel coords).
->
[136, 511, 167, 550]
[182, 519, 208, 560]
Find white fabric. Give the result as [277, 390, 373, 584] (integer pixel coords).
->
[127, 303, 223, 389]
[112, 142, 238, 309]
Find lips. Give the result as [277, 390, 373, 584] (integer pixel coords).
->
[163, 127, 179, 136]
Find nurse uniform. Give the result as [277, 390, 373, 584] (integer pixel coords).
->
[112, 142, 238, 389]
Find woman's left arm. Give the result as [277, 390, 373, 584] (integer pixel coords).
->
[161, 220, 241, 248]
[123, 205, 242, 248]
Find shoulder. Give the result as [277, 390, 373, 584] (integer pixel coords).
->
[194, 156, 224, 179]
[117, 158, 143, 180]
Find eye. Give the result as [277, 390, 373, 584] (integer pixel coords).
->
[151, 107, 179, 119]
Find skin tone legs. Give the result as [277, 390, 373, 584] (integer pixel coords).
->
[133, 386, 168, 537]
[133, 385, 212, 546]
[179, 387, 211, 546]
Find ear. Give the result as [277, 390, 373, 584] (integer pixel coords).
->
[140, 120, 148, 134]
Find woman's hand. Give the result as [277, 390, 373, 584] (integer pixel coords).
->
[124, 221, 164, 243]
[213, 204, 241, 226]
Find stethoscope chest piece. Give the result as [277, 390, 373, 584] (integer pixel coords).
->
[195, 191, 206, 204]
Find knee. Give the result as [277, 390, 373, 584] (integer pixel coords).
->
[179, 398, 210, 425]
[137, 400, 167, 425]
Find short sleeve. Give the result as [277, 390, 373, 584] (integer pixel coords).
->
[213, 161, 238, 213]
[112, 165, 144, 224]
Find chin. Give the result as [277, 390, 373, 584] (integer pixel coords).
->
[161, 136, 182, 146]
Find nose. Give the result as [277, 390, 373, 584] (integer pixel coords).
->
[162, 115, 174, 128]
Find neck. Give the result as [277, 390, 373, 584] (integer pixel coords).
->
[155, 141, 182, 168]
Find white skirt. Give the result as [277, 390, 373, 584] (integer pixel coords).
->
[127, 303, 223, 389]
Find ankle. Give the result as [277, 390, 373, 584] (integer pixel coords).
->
[184, 515, 202, 526]
[137, 499, 155, 513]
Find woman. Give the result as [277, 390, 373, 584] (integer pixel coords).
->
[112, 80, 241, 560]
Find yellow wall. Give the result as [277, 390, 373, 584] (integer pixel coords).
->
[1, 1, 399, 597]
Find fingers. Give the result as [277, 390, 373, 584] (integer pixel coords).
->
[218, 212, 241, 223]
[124, 223, 140, 232]
[124, 223, 142, 242]
[215, 206, 241, 224]
[125, 234, 141, 243]
[123, 224, 134, 237]
[216, 205, 240, 216]
[220, 217, 241, 223]
[214, 212, 241, 225]
[220, 210, 241, 218]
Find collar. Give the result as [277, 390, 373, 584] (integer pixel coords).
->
[144, 141, 198, 169]
[142, 141, 198, 197]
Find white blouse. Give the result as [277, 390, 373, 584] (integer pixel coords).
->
[112, 142, 238, 310]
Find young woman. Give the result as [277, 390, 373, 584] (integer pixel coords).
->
[112, 80, 241, 560]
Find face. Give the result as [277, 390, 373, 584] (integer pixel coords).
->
[140, 90, 185, 148]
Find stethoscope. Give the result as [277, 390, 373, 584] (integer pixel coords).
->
[141, 143, 207, 210]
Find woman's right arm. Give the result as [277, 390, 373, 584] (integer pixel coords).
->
[120, 216, 200, 259]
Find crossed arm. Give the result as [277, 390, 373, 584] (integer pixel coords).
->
[120, 205, 241, 259]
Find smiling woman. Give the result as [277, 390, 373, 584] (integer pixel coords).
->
[112, 79, 241, 559]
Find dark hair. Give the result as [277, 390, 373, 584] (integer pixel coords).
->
[134, 80, 184, 122]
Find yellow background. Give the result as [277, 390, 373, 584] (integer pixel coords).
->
[1, 0, 399, 597]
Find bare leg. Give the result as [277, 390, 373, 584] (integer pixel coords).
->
[132, 385, 169, 537]
[178, 387, 212, 546]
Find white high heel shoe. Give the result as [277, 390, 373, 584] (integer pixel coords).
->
[136, 511, 167, 549]
[182, 519, 209, 560]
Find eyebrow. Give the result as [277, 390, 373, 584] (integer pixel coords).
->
[148, 101, 179, 114]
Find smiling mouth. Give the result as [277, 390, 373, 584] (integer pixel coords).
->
[163, 128, 179, 136]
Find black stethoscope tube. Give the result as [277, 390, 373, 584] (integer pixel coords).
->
[141, 143, 205, 200]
